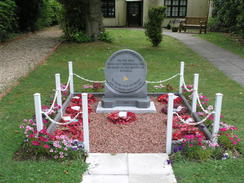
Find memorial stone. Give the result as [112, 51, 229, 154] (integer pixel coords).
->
[102, 49, 150, 108]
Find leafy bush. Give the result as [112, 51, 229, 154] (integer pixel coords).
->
[145, 6, 166, 47]
[61, 30, 92, 43]
[58, 0, 87, 41]
[98, 31, 112, 43]
[0, 0, 17, 42]
[36, 0, 62, 29]
[15, 0, 42, 32]
[211, 0, 243, 37]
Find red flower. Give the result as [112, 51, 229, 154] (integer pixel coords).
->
[39, 136, 49, 142]
[28, 134, 35, 138]
[107, 112, 136, 125]
[43, 144, 50, 149]
[32, 141, 40, 146]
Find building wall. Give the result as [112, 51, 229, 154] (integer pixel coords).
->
[102, 0, 210, 27]
[187, 0, 209, 17]
[103, 0, 126, 26]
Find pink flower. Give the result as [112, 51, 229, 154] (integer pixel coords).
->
[237, 138, 241, 142]
[19, 125, 24, 129]
[39, 136, 49, 142]
[189, 144, 193, 147]
[28, 134, 35, 138]
[233, 141, 237, 145]
[43, 144, 50, 149]
[32, 141, 40, 146]
[220, 128, 227, 132]
[54, 155, 58, 159]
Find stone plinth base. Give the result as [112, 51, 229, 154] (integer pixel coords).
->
[96, 101, 156, 113]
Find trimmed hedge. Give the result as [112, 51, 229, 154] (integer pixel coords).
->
[0, 0, 17, 42]
[145, 6, 166, 47]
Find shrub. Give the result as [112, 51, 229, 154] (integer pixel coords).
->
[211, 0, 243, 37]
[15, 0, 42, 32]
[0, 0, 17, 42]
[58, 0, 87, 41]
[35, 0, 62, 29]
[98, 31, 112, 43]
[145, 6, 166, 47]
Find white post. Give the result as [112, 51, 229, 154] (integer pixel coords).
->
[212, 93, 223, 143]
[55, 73, 62, 115]
[179, 61, 184, 94]
[68, 61, 74, 94]
[34, 93, 43, 132]
[82, 93, 90, 152]
[191, 73, 199, 113]
[166, 93, 174, 154]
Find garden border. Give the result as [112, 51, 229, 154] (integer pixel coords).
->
[33, 61, 223, 154]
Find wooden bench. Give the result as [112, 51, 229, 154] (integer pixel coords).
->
[179, 17, 207, 34]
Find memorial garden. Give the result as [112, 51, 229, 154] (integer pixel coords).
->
[0, 28, 243, 182]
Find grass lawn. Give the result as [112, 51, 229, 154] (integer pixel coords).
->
[0, 28, 244, 183]
[197, 32, 244, 58]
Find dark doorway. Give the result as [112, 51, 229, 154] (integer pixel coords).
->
[127, 2, 142, 27]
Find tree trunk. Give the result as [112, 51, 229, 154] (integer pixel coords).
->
[85, 0, 104, 39]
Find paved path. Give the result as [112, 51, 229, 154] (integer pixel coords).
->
[0, 26, 62, 94]
[163, 31, 244, 87]
[81, 153, 177, 183]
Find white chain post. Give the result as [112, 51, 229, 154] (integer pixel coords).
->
[68, 61, 74, 94]
[191, 73, 199, 113]
[82, 93, 90, 152]
[34, 93, 43, 132]
[179, 61, 184, 94]
[55, 73, 62, 116]
[166, 93, 174, 154]
[212, 93, 223, 143]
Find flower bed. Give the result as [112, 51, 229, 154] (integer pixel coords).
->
[157, 86, 241, 162]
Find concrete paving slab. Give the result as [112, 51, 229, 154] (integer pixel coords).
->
[86, 153, 128, 175]
[81, 153, 177, 183]
[129, 174, 177, 183]
[82, 175, 129, 183]
[96, 101, 157, 113]
[163, 31, 244, 87]
[128, 153, 173, 175]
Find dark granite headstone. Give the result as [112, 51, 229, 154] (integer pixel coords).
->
[102, 49, 150, 108]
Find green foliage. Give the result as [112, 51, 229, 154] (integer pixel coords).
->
[15, 0, 42, 32]
[145, 6, 166, 47]
[211, 0, 243, 37]
[98, 31, 113, 43]
[61, 30, 92, 43]
[58, 0, 87, 42]
[0, 0, 17, 42]
[36, 0, 62, 29]
[183, 143, 214, 161]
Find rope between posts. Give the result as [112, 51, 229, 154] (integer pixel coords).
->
[173, 111, 215, 126]
[42, 111, 83, 125]
[182, 75, 193, 92]
[196, 92, 214, 114]
[146, 73, 180, 84]
[73, 73, 105, 83]
[46, 90, 59, 114]
[61, 76, 71, 92]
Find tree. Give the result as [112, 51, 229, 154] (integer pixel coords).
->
[15, 0, 42, 31]
[59, 0, 104, 42]
[145, 7, 166, 47]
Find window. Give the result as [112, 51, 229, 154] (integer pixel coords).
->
[164, 0, 187, 17]
[102, 0, 115, 18]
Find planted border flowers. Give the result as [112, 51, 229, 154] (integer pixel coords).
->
[157, 89, 241, 161]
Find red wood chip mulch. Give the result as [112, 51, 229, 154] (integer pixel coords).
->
[89, 97, 167, 153]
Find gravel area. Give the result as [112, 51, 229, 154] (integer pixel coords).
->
[89, 97, 167, 153]
[0, 26, 62, 94]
